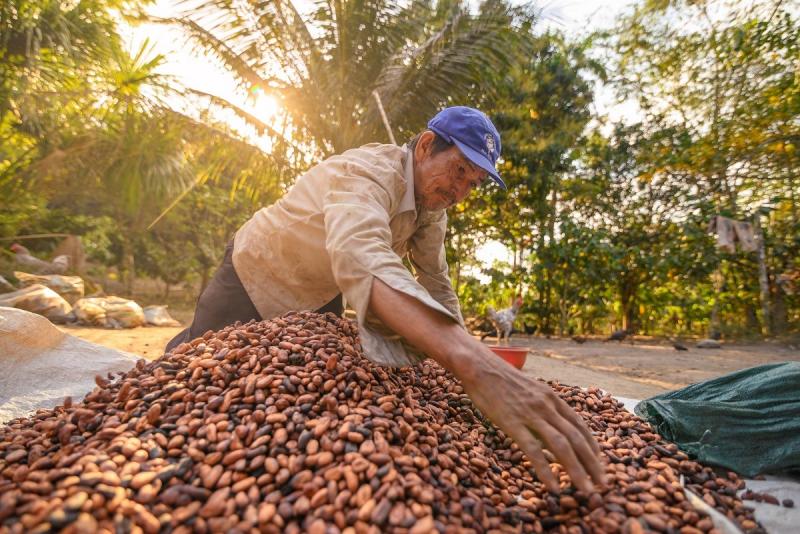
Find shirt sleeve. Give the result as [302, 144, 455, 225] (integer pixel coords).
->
[408, 211, 465, 327]
[322, 159, 460, 367]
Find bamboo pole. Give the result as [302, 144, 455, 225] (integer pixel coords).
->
[372, 90, 396, 145]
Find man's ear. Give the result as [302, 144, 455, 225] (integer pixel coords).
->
[414, 130, 436, 163]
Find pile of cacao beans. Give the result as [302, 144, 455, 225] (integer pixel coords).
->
[0, 312, 763, 533]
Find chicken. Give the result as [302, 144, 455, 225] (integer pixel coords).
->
[480, 328, 500, 341]
[486, 295, 523, 343]
[478, 321, 532, 341]
[523, 323, 537, 336]
[606, 329, 629, 343]
[10, 243, 70, 274]
[672, 340, 689, 351]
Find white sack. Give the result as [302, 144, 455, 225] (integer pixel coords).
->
[15, 271, 85, 304]
[143, 305, 181, 327]
[73, 296, 146, 328]
[0, 284, 72, 323]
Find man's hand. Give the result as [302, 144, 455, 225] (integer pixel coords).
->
[454, 355, 606, 493]
[369, 278, 606, 493]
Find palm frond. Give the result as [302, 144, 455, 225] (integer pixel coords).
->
[165, 0, 538, 155]
[149, 16, 277, 91]
[374, 2, 533, 139]
[184, 87, 308, 159]
[174, 0, 316, 85]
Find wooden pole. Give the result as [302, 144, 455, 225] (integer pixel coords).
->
[0, 233, 72, 241]
[372, 90, 396, 145]
[754, 213, 771, 335]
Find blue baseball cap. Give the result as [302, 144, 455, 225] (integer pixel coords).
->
[427, 106, 505, 190]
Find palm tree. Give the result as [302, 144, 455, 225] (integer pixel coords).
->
[158, 0, 535, 156]
[1, 1, 291, 293]
[0, 0, 127, 191]
[38, 40, 287, 292]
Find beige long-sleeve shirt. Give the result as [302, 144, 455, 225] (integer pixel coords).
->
[232, 143, 463, 366]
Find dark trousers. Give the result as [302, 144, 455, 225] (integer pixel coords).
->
[165, 241, 343, 352]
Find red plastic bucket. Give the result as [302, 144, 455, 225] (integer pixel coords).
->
[488, 346, 529, 369]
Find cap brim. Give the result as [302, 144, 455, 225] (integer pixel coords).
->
[451, 139, 506, 190]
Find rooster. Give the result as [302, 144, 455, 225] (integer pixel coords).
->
[486, 295, 523, 343]
[9, 243, 69, 274]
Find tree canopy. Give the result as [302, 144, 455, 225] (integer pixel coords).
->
[1, 0, 797, 338]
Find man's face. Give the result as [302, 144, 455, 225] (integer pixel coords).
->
[413, 131, 489, 211]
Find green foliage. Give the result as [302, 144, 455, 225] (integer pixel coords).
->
[454, 1, 798, 337]
[450, 32, 598, 332]
[1, 0, 797, 340]
[0, 0, 285, 296]
[604, 0, 800, 334]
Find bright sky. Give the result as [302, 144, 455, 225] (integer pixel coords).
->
[125, 0, 638, 275]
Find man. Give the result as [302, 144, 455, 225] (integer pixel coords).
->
[168, 106, 606, 493]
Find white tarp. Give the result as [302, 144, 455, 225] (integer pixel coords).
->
[0, 307, 139, 424]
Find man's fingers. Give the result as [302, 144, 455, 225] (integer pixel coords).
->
[553, 398, 606, 478]
[510, 429, 560, 493]
[533, 420, 593, 493]
[549, 406, 608, 488]
[556, 398, 602, 456]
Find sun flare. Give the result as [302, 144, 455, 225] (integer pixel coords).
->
[249, 89, 282, 124]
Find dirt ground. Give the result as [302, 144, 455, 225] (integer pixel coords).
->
[58, 325, 185, 360]
[58, 325, 800, 401]
[510, 336, 800, 399]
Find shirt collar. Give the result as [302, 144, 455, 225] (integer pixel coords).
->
[399, 145, 416, 214]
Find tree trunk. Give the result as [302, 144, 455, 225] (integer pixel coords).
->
[121, 239, 135, 296]
[536, 231, 546, 334]
[709, 266, 724, 337]
[754, 215, 771, 336]
[542, 275, 552, 335]
[558, 287, 568, 337]
[453, 233, 462, 295]
[745, 303, 759, 333]
[624, 304, 637, 332]
[771, 286, 788, 335]
[548, 185, 557, 243]
[542, 186, 559, 336]
[620, 280, 637, 332]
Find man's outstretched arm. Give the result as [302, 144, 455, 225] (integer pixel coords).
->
[369, 277, 607, 493]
